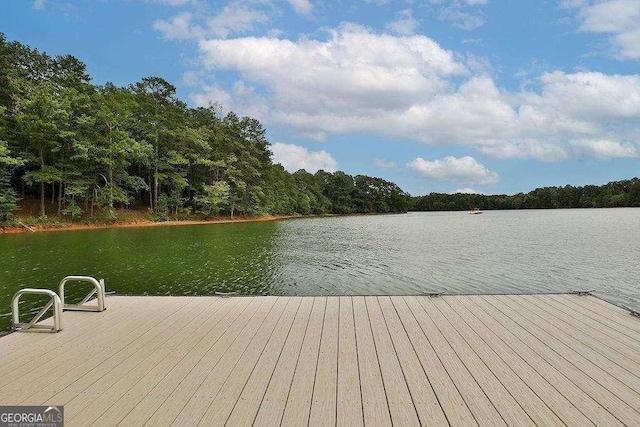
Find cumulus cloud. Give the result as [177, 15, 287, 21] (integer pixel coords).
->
[154, 12, 198, 40]
[194, 24, 466, 115]
[571, 139, 639, 159]
[154, 3, 273, 41]
[569, 0, 640, 59]
[190, 83, 234, 109]
[407, 156, 499, 185]
[271, 142, 338, 173]
[188, 23, 640, 163]
[206, 5, 270, 38]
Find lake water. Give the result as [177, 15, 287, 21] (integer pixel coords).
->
[2, 209, 639, 335]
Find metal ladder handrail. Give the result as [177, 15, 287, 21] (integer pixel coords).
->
[12, 288, 63, 332]
[59, 276, 106, 312]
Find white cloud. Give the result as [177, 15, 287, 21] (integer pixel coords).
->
[531, 71, 640, 120]
[287, 0, 313, 15]
[189, 24, 640, 163]
[375, 158, 396, 169]
[154, 12, 198, 40]
[571, 139, 639, 159]
[196, 24, 466, 115]
[271, 142, 338, 173]
[407, 156, 499, 185]
[386, 9, 419, 36]
[154, 3, 272, 41]
[206, 5, 270, 38]
[190, 84, 233, 109]
[33, 0, 45, 10]
[569, 0, 640, 59]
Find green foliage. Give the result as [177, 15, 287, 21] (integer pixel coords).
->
[61, 202, 82, 221]
[1, 33, 411, 222]
[147, 205, 169, 222]
[0, 141, 22, 221]
[195, 181, 230, 217]
[411, 178, 640, 211]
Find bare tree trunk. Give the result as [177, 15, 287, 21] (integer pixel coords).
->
[109, 166, 113, 209]
[40, 182, 45, 217]
[57, 181, 63, 214]
[108, 131, 114, 209]
[148, 175, 153, 209]
[39, 149, 45, 217]
[90, 183, 96, 217]
[153, 140, 159, 211]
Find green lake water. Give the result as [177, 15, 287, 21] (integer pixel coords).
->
[2, 209, 639, 335]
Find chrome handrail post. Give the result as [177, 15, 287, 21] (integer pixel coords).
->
[58, 276, 106, 312]
[11, 288, 63, 332]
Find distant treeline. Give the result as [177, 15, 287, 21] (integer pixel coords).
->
[411, 178, 640, 211]
[0, 34, 410, 222]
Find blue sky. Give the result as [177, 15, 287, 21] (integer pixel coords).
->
[2, 0, 639, 196]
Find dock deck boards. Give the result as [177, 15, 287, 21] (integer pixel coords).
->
[1, 294, 639, 426]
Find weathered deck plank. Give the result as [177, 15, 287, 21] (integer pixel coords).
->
[2, 297, 196, 403]
[252, 297, 314, 426]
[378, 296, 448, 426]
[280, 297, 326, 426]
[116, 297, 242, 426]
[480, 295, 629, 426]
[335, 297, 364, 427]
[418, 297, 534, 426]
[452, 296, 595, 426]
[435, 297, 563, 426]
[1, 294, 639, 427]
[196, 297, 296, 426]
[490, 295, 640, 425]
[404, 296, 506, 426]
[555, 294, 640, 337]
[228, 297, 310, 426]
[170, 296, 280, 426]
[308, 296, 339, 426]
[527, 295, 640, 366]
[143, 297, 267, 425]
[352, 296, 391, 427]
[390, 296, 477, 426]
[366, 296, 421, 426]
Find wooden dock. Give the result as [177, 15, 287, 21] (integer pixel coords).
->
[1, 294, 639, 426]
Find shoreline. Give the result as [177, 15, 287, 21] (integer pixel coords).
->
[1, 214, 302, 234]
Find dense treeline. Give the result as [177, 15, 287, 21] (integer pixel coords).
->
[0, 34, 410, 222]
[412, 178, 640, 211]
